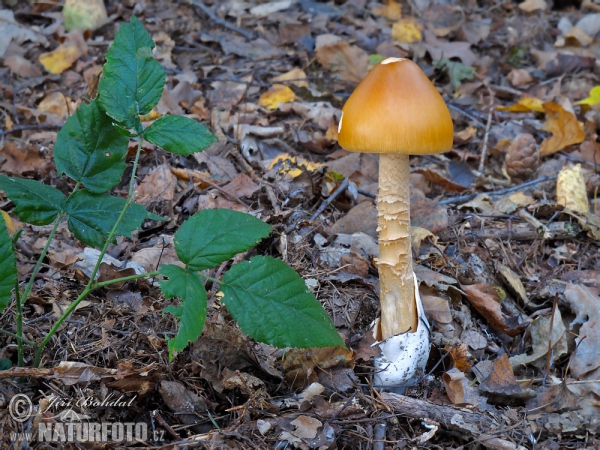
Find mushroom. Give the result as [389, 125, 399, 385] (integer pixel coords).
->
[337, 57, 453, 388]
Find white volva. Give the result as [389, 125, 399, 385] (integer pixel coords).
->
[373, 274, 429, 389]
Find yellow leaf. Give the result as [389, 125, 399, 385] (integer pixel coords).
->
[372, 0, 402, 21]
[140, 110, 161, 122]
[392, 18, 422, 43]
[556, 164, 589, 214]
[496, 97, 545, 113]
[455, 126, 477, 141]
[258, 84, 296, 110]
[267, 154, 323, 178]
[539, 102, 585, 156]
[38, 92, 71, 121]
[1, 210, 17, 234]
[575, 86, 600, 106]
[39, 40, 82, 74]
[272, 68, 309, 88]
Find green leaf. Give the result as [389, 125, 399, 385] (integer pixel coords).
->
[143, 115, 217, 155]
[158, 264, 207, 361]
[175, 209, 272, 271]
[65, 190, 162, 248]
[0, 218, 17, 313]
[221, 256, 345, 348]
[98, 16, 166, 129]
[0, 358, 12, 370]
[54, 100, 129, 194]
[433, 58, 475, 89]
[0, 176, 65, 225]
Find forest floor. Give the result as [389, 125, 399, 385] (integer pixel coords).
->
[1, 0, 600, 448]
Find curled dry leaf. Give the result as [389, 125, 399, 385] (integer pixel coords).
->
[258, 84, 296, 110]
[461, 283, 529, 337]
[315, 34, 369, 83]
[392, 18, 423, 43]
[556, 164, 589, 214]
[539, 102, 585, 157]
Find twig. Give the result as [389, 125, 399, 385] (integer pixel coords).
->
[478, 86, 495, 173]
[186, 0, 255, 40]
[309, 178, 350, 223]
[0, 124, 62, 137]
[284, 178, 349, 234]
[188, 171, 250, 208]
[438, 175, 557, 205]
[152, 410, 182, 440]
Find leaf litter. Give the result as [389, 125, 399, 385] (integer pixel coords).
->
[1, 0, 600, 448]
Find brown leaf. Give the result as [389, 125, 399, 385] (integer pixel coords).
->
[315, 34, 369, 83]
[4, 54, 42, 77]
[136, 163, 177, 206]
[1, 142, 46, 175]
[283, 346, 354, 388]
[222, 173, 260, 198]
[539, 102, 585, 156]
[414, 168, 467, 193]
[474, 354, 535, 399]
[461, 283, 529, 337]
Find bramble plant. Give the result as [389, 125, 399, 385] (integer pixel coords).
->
[0, 16, 344, 369]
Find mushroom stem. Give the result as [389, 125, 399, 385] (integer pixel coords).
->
[377, 153, 417, 340]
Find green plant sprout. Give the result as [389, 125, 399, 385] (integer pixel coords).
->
[0, 16, 344, 369]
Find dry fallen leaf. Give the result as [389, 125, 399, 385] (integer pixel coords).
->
[258, 84, 296, 110]
[272, 68, 309, 88]
[4, 54, 42, 78]
[518, 0, 548, 12]
[38, 92, 72, 122]
[315, 34, 369, 83]
[136, 163, 178, 206]
[371, 0, 402, 21]
[0, 10, 49, 57]
[63, 0, 108, 32]
[39, 31, 87, 74]
[392, 18, 423, 43]
[556, 164, 589, 214]
[461, 283, 529, 337]
[497, 97, 545, 113]
[539, 102, 585, 156]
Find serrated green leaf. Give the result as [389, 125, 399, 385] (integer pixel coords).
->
[98, 16, 165, 129]
[143, 115, 217, 155]
[158, 264, 207, 361]
[65, 190, 162, 248]
[0, 176, 65, 225]
[221, 256, 345, 348]
[54, 100, 129, 194]
[175, 209, 272, 271]
[0, 218, 17, 313]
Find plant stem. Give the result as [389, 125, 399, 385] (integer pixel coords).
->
[20, 214, 63, 302]
[14, 281, 24, 366]
[33, 139, 145, 367]
[92, 271, 159, 289]
[0, 328, 37, 347]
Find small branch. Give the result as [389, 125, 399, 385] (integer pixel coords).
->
[0, 366, 54, 379]
[478, 85, 495, 173]
[309, 178, 350, 223]
[186, 0, 255, 40]
[380, 392, 530, 449]
[0, 124, 62, 138]
[439, 175, 557, 205]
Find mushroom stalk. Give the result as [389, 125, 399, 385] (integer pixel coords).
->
[377, 154, 417, 340]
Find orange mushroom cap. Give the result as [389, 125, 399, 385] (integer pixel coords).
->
[338, 57, 454, 155]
